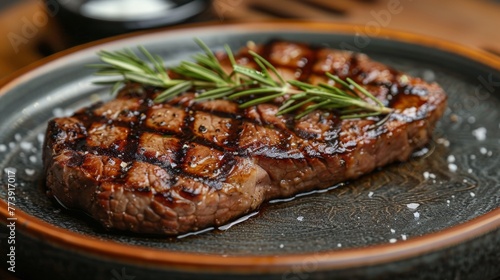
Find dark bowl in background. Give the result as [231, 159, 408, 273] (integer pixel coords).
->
[50, 0, 214, 44]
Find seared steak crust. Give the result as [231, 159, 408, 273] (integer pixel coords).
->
[43, 41, 447, 235]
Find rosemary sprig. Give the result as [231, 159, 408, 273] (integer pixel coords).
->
[91, 39, 394, 120]
[88, 47, 184, 93]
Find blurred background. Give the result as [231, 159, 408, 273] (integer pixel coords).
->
[1, 0, 499, 81]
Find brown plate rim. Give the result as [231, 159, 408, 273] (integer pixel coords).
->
[1, 20, 499, 274]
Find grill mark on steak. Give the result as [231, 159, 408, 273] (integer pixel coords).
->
[43, 40, 447, 235]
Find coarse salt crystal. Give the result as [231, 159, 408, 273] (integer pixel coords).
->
[471, 127, 487, 141]
[407, 203, 420, 210]
[436, 138, 450, 147]
[470, 192, 475, 197]
[470, 154, 476, 160]
[447, 155, 455, 163]
[4, 167, 17, 174]
[422, 70, 435, 82]
[0, 144, 6, 152]
[424, 171, 436, 180]
[401, 234, 407, 241]
[480, 147, 487, 155]
[37, 133, 45, 143]
[337, 243, 342, 248]
[120, 162, 128, 168]
[14, 133, 22, 141]
[64, 109, 73, 116]
[389, 238, 397, 243]
[448, 163, 458, 172]
[468, 168, 473, 174]
[390, 228, 395, 233]
[20, 141, 33, 151]
[368, 191, 374, 198]
[29, 155, 37, 163]
[414, 212, 420, 219]
[297, 216, 304, 221]
[53, 108, 64, 117]
[279, 244, 284, 248]
[25, 169, 35, 176]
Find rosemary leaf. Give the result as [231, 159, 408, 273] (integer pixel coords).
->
[196, 86, 236, 100]
[346, 77, 385, 107]
[98, 51, 147, 74]
[340, 111, 383, 119]
[138, 46, 167, 78]
[277, 97, 320, 115]
[111, 80, 123, 95]
[177, 61, 227, 85]
[194, 38, 229, 81]
[327, 73, 354, 93]
[239, 92, 285, 108]
[225, 44, 237, 67]
[196, 87, 236, 101]
[249, 50, 286, 86]
[339, 108, 369, 114]
[154, 81, 192, 103]
[287, 92, 309, 100]
[233, 65, 276, 87]
[93, 80, 122, 85]
[303, 89, 349, 99]
[228, 87, 283, 99]
[122, 72, 166, 87]
[86, 63, 115, 69]
[193, 54, 218, 69]
[288, 80, 317, 90]
[317, 83, 352, 97]
[93, 69, 126, 76]
[153, 54, 169, 81]
[122, 48, 141, 61]
[251, 56, 278, 87]
[295, 100, 332, 119]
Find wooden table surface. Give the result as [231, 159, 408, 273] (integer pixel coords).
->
[215, 0, 500, 55]
[1, 0, 499, 82]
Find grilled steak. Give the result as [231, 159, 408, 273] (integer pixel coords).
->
[43, 41, 447, 235]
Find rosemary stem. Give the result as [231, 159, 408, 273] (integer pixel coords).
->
[352, 101, 394, 114]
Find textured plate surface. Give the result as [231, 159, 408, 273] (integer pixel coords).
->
[0, 22, 499, 279]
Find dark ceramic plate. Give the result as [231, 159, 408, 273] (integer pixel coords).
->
[1, 22, 499, 280]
